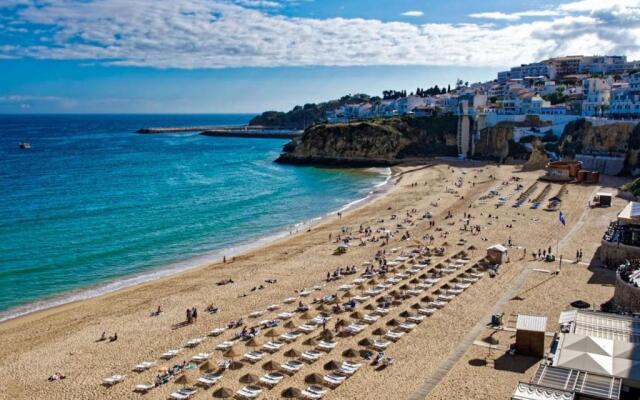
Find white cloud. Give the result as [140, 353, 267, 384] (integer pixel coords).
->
[0, 0, 639, 69]
[401, 10, 423, 17]
[469, 10, 559, 21]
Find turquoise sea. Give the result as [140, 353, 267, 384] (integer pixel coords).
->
[0, 114, 388, 320]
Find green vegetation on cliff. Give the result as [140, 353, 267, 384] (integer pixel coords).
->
[622, 178, 640, 197]
[276, 115, 458, 166]
[249, 94, 379, 129]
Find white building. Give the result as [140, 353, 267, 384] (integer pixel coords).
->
[582, 78, 612, 116]
[609, 73, 640, 118]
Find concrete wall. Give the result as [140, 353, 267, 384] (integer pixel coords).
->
[614, 271, 640, 313]
[599, 240, 640, 267]
[575, 154, 625, 175]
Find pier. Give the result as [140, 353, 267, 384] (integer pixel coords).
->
[137, 125, 302, 139]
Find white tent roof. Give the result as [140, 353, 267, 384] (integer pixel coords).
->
[617, 201, 640, 224]
[487, 244, 508, 253]
[555, 333, 640, 380]
[512, 383, 574, 400]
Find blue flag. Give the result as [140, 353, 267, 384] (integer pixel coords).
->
[559, 211, 566, 226]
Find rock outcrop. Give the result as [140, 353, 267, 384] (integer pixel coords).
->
[559, 119, 635, 156]
[474, 124, 513, 161]
[522, 140, 549, 171]
[275, 116, 458, 166]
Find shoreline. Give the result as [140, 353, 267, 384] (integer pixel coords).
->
[0, 167, 394, 324]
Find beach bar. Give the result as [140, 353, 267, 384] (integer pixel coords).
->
[600, 201, 640, 267]
[486, 244, 508, 265]
[515, 314, 547, 357]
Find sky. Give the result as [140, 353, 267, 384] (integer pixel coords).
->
[1, 0, 640, 113]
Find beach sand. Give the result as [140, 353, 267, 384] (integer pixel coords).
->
[0, 163, 627, 400]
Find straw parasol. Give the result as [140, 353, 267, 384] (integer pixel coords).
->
[223, 347, 240, 359]
[319, 329, 334, 341]
[372, 327, 387, 336]
[323, 360, 341, 371]
[399, 284, 410, 290]
[410, 278, 419, 284]
[341, 291, 353, 299]
[284, 348, 301, 358]
[213, 387, 234, 398]
[281, 387, 302, 398]
[350, 311, 364, 320]
[316, 304, 328, 312]
[175, 374, 192, 387]
[410, 302, 422, 309]
[239, 373, 259, 384]
[262, 360, 280, 371]
[302, 337, 318, 347]
[284, 321, 296, 329]
[442, 241, 449, 246]
[199, 361, 214, 372]
[364, 304, 375, 311]
[399, 310, 412, 318]
[342, 348, 358, 358]
[356, 284, 365, 291]
[265, 328, 282, 338]
[421, 295, 433, 302]
[299, 312, 313, 320]
[245, 337, 262, 348]
[305, 373, 324, 384]
[358, 338, 373, 347]
[386, 319, 400, 327]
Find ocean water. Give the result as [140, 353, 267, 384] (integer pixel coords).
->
[0, 114, 388, 320]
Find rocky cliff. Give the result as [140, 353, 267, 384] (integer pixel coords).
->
[558, 119, 640, 174]
[275, 115, 458, 166]
[522, 140, 550, 171]
[474, 124, 513, 161]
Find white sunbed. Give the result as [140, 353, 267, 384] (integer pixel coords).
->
[302, 385, 328, 399]
[407, 289, 423, 296]
[334, 366, 357, 376]
[399, 322, 417, 331]
[243, 351, 265, 362]
[338, 284, 354, 291]
[362, 314, 380, 324]
[343, 360, 362, 370]
[385, 330, 405, 341]
[134, 382, 155, 392]
[260, 372, 285, 387]
[323, 374, 346, 387]
[373, 339, 391, 350]
[283, 297, 297, 304]
[185, 338, 203, 348]
[277, 312, 294, 320]
[448, 288, 464, 295]
[197, 373, 222, 387]
[216, 340, 236, 350]
[416, 282, 433, 290]
[345, 323, 367, 334]
[161, 349, 180, 359]
[311, 315, 331, 325]
[249, 310, 265, 318]
[316, 340, 337, 351]
[170, 387, 197, 400]
[280, 360, 304, 373]
[428, 301, 447, 309]
[267, 304, 281, 311]
[262, 340, 284, 352]
[208, 327, 226, 337]
[418, 307, 436, 316]
[353, 295, 370, 302]
[297, 324, 317, 333]
[374, 307, 390, 316]
[408, 315, 426, 323]
[133, 360, 155, 372]
[280, 331, 302, 342]
[462, 276, 479, 283]
[191, 352, 211, 363]
[455, 282, 472, 289]
[438, 294, 456, 302]
[299, 290, 313, 297]
[300, 350, 323, 362]
[236, 385, 262, 399]
[102, 374, 125, 386]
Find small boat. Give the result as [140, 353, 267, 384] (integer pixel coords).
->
[19, 141, 31, 149]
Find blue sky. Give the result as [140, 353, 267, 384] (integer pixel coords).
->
[0, 0, 638, 113]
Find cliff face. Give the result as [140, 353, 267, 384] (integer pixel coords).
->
[559, 119, 635, 156]
[275, 116, 458, 166]
[558, 119, 640, 174]
[474, 125, 513, 161]
[522, 140, 549, 171]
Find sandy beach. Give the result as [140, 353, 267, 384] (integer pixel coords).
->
[0, 162, 628, 400]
